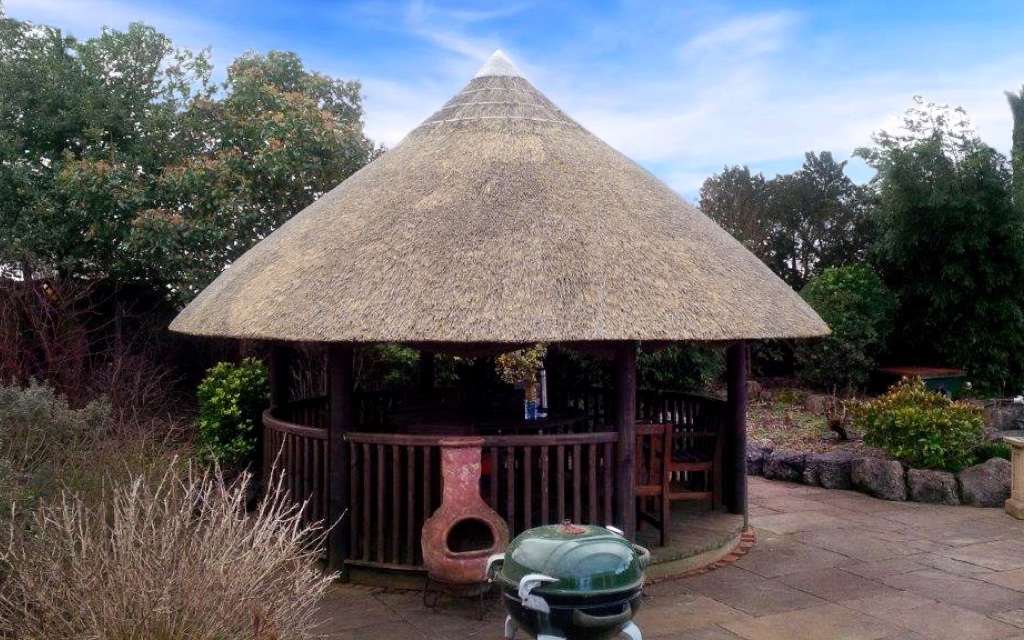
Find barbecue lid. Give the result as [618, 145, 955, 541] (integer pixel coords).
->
[495, 521, 646, 596]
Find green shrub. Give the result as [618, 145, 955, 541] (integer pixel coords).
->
[850, 378, 984, 471]
[976, 440, 1013, 462]
[796, 265, 897, 390]
[0, 381, 110, 504]
[639, 345, 724, 392]
[196, 358, 269, 469]
[355, 344, 420, 390]
[0, 381, 184, 531]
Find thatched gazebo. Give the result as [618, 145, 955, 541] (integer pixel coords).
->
[171, 51, 827, 582]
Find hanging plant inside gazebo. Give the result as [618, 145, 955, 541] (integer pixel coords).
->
[496, 344, 547, 419]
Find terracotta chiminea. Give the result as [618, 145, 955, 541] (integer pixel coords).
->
[421, 437, 509, 585]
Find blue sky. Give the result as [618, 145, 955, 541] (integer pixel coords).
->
[5, 0, 1024, 200]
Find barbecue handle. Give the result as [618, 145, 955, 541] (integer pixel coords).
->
[572, 604, 632, 628]
[632, 544, 652, 570]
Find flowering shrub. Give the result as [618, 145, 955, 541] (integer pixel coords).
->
[197, 358, 269, 468]
[850, 377, 984, 471]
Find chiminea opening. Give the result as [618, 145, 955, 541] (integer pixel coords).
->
[446, 517, 495, 554]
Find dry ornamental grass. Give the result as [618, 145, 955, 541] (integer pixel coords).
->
[0, 465, 334, 640]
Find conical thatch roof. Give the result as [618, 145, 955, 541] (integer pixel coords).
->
[170, 51, 828, 345]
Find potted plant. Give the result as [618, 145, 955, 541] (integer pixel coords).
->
[496, 344, 547, 420]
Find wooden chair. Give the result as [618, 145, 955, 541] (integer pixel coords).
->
[635, 422, 671, 546]
[635, 416, 723, 546]
[667, 423, 722, 511]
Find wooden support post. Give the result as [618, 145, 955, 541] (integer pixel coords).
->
[268, 343, 290, 408]
[613, 341, 637, 540]
[725, 342, 749, 517]
[328, 343, 354, 578]
[419, 351, 435, 391]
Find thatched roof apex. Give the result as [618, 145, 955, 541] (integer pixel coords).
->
[170, 51, 829, 345]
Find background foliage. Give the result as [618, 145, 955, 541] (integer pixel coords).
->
[701, 151, 872, 290]
[795, 265, 897, 390]
[703, 95, 1024, 394]
[857, 98, 1024, 393]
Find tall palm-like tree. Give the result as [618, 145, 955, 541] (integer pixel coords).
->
[1006, 86, 1024, 205]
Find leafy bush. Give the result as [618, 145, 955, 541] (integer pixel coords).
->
[0, 381, 186, 531]
[976, 440, 1012, 463]
[0, 381, 109, 507]
[196, 358, 269, 469]
[796, 265, 897, 390]
[639, 345, 724, 392]
[0, 465, 332, 639]
[850, 378, 984, 471]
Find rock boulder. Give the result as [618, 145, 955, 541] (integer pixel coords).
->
[746, 446, 768, 476]
[958, 458, 1012, 507]
[907, 468, 960, 505]
[851, 457, 907, 501]
[764, 450, 806, 483]
[804, 452, 855, 490]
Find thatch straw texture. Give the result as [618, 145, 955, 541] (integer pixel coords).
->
[170, 52, 828, 344]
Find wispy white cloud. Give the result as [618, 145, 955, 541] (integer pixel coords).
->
[5, 0, 1022, 199]
[404, 0, 497, 60]
[681, 11, 802, 57]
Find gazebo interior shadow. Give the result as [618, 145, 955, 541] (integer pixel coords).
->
[261, 344, 748, 589]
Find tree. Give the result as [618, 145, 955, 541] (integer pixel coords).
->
[700, 153, 871, 289]
[795, 265, 897, 391]
[1007, 86, 1024, 206]
[698, 165, 774, 259]
[0, 12, 378, 400]
[0, 13, 377, 303]
[857, 97, 1024, 392]
[770, 152, 873, 289]
[135, 50, 379, 301]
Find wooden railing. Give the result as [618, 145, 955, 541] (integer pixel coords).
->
[637, 389, 727, 430]
[263, 401, 329, 526]
[343, 430, 617, 570]
[262, 388, 725, 571]
[551, 386, 726, 430]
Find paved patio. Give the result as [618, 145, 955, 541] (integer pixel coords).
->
[314, 476, 1024, 639]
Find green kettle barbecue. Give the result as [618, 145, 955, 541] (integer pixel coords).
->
[487, 521, 651, 640]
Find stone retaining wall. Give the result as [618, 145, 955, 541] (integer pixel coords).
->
[748, 447, 1012, 507]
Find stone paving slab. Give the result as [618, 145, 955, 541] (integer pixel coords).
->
[630, 589, 751, 637]
[682, 565, 828, 616]
[729, 535, 851, 578]
[314, 477, 1024, 639]
[981, 568, 1024, 592]
[911, 551, 997, 576]
[937, 539, 1024, 571]
[790, 528, 919, 561]
[777, 567, 901, 603]
[863, 600, 1021, 640]
[995, 608, 1024, 628]
[752, 510, 848, 534]
[882, 569, 1024, 614]
[721, 603, 896, 640]
[839, 557, 932, 580]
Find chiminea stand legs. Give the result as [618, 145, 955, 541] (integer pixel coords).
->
[422, 575, 491, 621]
